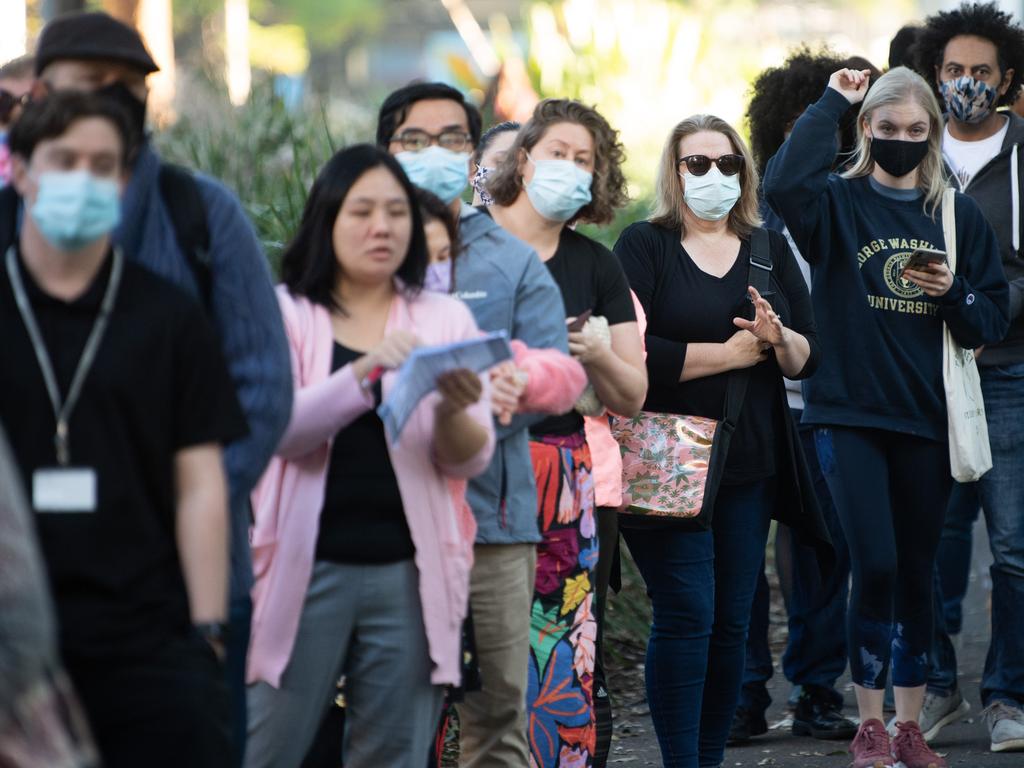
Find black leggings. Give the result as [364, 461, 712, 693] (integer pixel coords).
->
[814, 426, 951, 689]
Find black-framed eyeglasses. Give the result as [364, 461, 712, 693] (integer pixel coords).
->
[389, 129, 472, 153]
[0, 90, 30, 124]
[677, 153, 744, 177]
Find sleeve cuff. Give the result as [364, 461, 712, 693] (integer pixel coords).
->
[937, 276, 967, 306]
[812, 87, 854, 124]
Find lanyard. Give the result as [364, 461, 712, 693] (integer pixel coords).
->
[5, 245, 124, 466]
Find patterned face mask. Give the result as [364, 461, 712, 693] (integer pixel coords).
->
[940, 76, 999, 124]
[471, 164, 494, 206]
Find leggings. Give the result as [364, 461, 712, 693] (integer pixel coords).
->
[814, 426, 951, 689]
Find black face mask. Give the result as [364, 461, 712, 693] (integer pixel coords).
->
[869, 136, 929, 178]
[95, 81, 148, 154]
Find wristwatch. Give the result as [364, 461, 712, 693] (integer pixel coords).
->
[194, 621, 230, 645]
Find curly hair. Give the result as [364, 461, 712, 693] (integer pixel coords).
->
[486, 99, 629, 226]
[746, 47, 844, 176]
[914, 1, 1024, 107]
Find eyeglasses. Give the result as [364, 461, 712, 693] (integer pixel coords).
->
[0, 90, 30, 123]
[677, 153, 744, 177]
[390, 129, 472, 153]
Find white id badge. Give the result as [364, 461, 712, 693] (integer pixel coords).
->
[32, 468, 98, 513]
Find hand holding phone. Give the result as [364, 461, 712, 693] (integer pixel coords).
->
[902, 247, 947, 275]
[567, 309, 593, 332]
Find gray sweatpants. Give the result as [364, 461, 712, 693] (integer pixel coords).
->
[245, 559, 444, 768]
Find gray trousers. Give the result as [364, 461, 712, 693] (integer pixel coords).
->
[245, 559, 444, 768]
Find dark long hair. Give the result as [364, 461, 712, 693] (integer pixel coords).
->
[280, 144, 428, 312]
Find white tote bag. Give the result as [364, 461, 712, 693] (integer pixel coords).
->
[941, 188, 992, 482]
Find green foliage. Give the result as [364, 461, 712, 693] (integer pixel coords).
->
[577, 194, 654, 251]
[156, 81, 368, 273]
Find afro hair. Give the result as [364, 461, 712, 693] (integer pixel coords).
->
[747, 47, 851, 175]
[914, 1, 1024, 107]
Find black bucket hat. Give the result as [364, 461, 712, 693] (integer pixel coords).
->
[35, 12, 160, 76]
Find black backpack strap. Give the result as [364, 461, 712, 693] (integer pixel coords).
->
[158, 163, 213, 310]
[0, 185, 20, 257]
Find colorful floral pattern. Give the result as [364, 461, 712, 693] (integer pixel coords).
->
[611, 411, 718, 517]
[527, 439, 597, 768]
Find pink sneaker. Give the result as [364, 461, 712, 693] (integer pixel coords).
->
[849, 719, 894, 768]
[892, 721, 947, 768]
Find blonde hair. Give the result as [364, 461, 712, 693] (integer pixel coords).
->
[650, 114, 762, 237]
[842, 66, 948, 217]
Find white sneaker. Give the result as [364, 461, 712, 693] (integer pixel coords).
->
[885, 689, 969, 742]
[983, 701, 1024, 753]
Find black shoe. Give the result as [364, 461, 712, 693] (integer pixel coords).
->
[728, 706, 768, 745]
[791, 688, 857, 740]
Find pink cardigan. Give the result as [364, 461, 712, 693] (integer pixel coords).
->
[247, 287, 495, 688]
[584, 292, 647, 508]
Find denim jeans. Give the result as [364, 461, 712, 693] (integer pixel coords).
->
[622, 478, 774, 768]
[739, 424, 849, 713]
[928, 362, 1024, 706]
[936, 484, 979, 634]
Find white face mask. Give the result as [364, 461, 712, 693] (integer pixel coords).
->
[680, 166, 741, 222]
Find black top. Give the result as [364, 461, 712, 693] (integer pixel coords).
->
[614, 222, 819, 484]
[315, 342, 414, 564]
[0, 250, 247, 660]
[532, 227, 637, 436]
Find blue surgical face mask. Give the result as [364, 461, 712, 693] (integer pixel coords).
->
[396, 146, 469, 204]
[681, 166, 741, 222]
[29, 170, 122, 251]
[424, 259, 453, 293]
[940, 76, 999, 124]
[525, 155, 593, 222]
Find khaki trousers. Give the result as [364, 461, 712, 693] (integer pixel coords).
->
[456, 543, 537, 768]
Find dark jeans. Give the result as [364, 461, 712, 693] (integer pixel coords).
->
[935, 483, 979, 634]
[66, 632, 231, 768]
[623, 478, 774, 768]
[739, 424, 850, 713]
[928, 362, 1024, 706]
[815, 427, 950, 689]
[227, 593, 253, 768]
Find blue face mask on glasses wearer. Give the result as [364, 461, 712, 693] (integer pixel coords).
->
[396, 146, 470, 205]
[29, 170, 122, 251]
[524, 155, 593, 223]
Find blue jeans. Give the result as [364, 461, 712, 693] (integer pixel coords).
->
[928, 362, 1024, 706]
[739, 425, 850, 713]
[226, 594, 252, 768]
[936, 484, 979, 634]
[622, 479, 774, 768]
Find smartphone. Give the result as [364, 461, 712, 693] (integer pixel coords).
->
[902, 247, 948, 273]
[567, 308, 593, 332]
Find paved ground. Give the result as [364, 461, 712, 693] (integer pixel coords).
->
[604, 518, 1022, 767]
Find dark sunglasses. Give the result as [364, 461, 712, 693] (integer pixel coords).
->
[677, 153, 744, 177]
[0, 90, 30, 123]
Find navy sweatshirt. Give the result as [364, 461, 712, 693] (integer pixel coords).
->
[764, 88, 1010, 441]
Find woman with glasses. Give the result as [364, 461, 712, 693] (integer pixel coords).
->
[486, 98, 647, 768]
[612, 115, 822, 768]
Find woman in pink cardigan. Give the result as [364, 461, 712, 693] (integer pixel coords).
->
[244, 145, 495, 768]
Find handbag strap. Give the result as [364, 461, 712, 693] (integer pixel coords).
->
[942, 188, 957, 274]
[723, 228, 773, 426]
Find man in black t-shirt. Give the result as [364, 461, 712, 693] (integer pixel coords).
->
[0, 92, 246, 767]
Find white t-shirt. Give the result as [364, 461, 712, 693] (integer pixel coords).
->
[943, 117, 1009, 189]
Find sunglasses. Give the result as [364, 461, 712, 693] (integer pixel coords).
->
[677, 153, 744, 177]
[0, 90, 30, 123]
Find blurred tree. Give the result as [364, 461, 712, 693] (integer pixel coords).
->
[40, 0, 86, 20]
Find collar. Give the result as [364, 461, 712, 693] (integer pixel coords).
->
[14, 244, 115, 312]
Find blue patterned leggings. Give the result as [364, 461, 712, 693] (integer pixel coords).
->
[814, 426, 952, 689]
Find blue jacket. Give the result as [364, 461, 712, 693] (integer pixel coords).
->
[115, 144, 293, 599]
[456, 206, 568, 544]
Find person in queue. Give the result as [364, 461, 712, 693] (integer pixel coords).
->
[613, 112, 824, 768]
[472, 121, 520, 205]
[1, 90, 246, 768]
[486, 98, 647, 768]
[730, 47, 869, 746]
[377, 83, 582, 768]
[244, 144, 495, 768]
[764, 65, 1010, 768]
[23, 15, 293, 764]
[0, 55, 34, 186]
[911, 3, 1024, 751]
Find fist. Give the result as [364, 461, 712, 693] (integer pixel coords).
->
[828, 68, 872, 105]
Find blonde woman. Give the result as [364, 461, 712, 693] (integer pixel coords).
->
[764, 67, 1009, 768]
[613, 114, 824, 768]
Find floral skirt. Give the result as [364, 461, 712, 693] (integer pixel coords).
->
[527, 434, 598, 768]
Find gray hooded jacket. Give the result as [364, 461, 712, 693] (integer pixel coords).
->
[946, 112, 1024, 366]
[456, 206, 569, 544]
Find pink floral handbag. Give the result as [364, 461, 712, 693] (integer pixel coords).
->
[612, 412, 719, 519]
